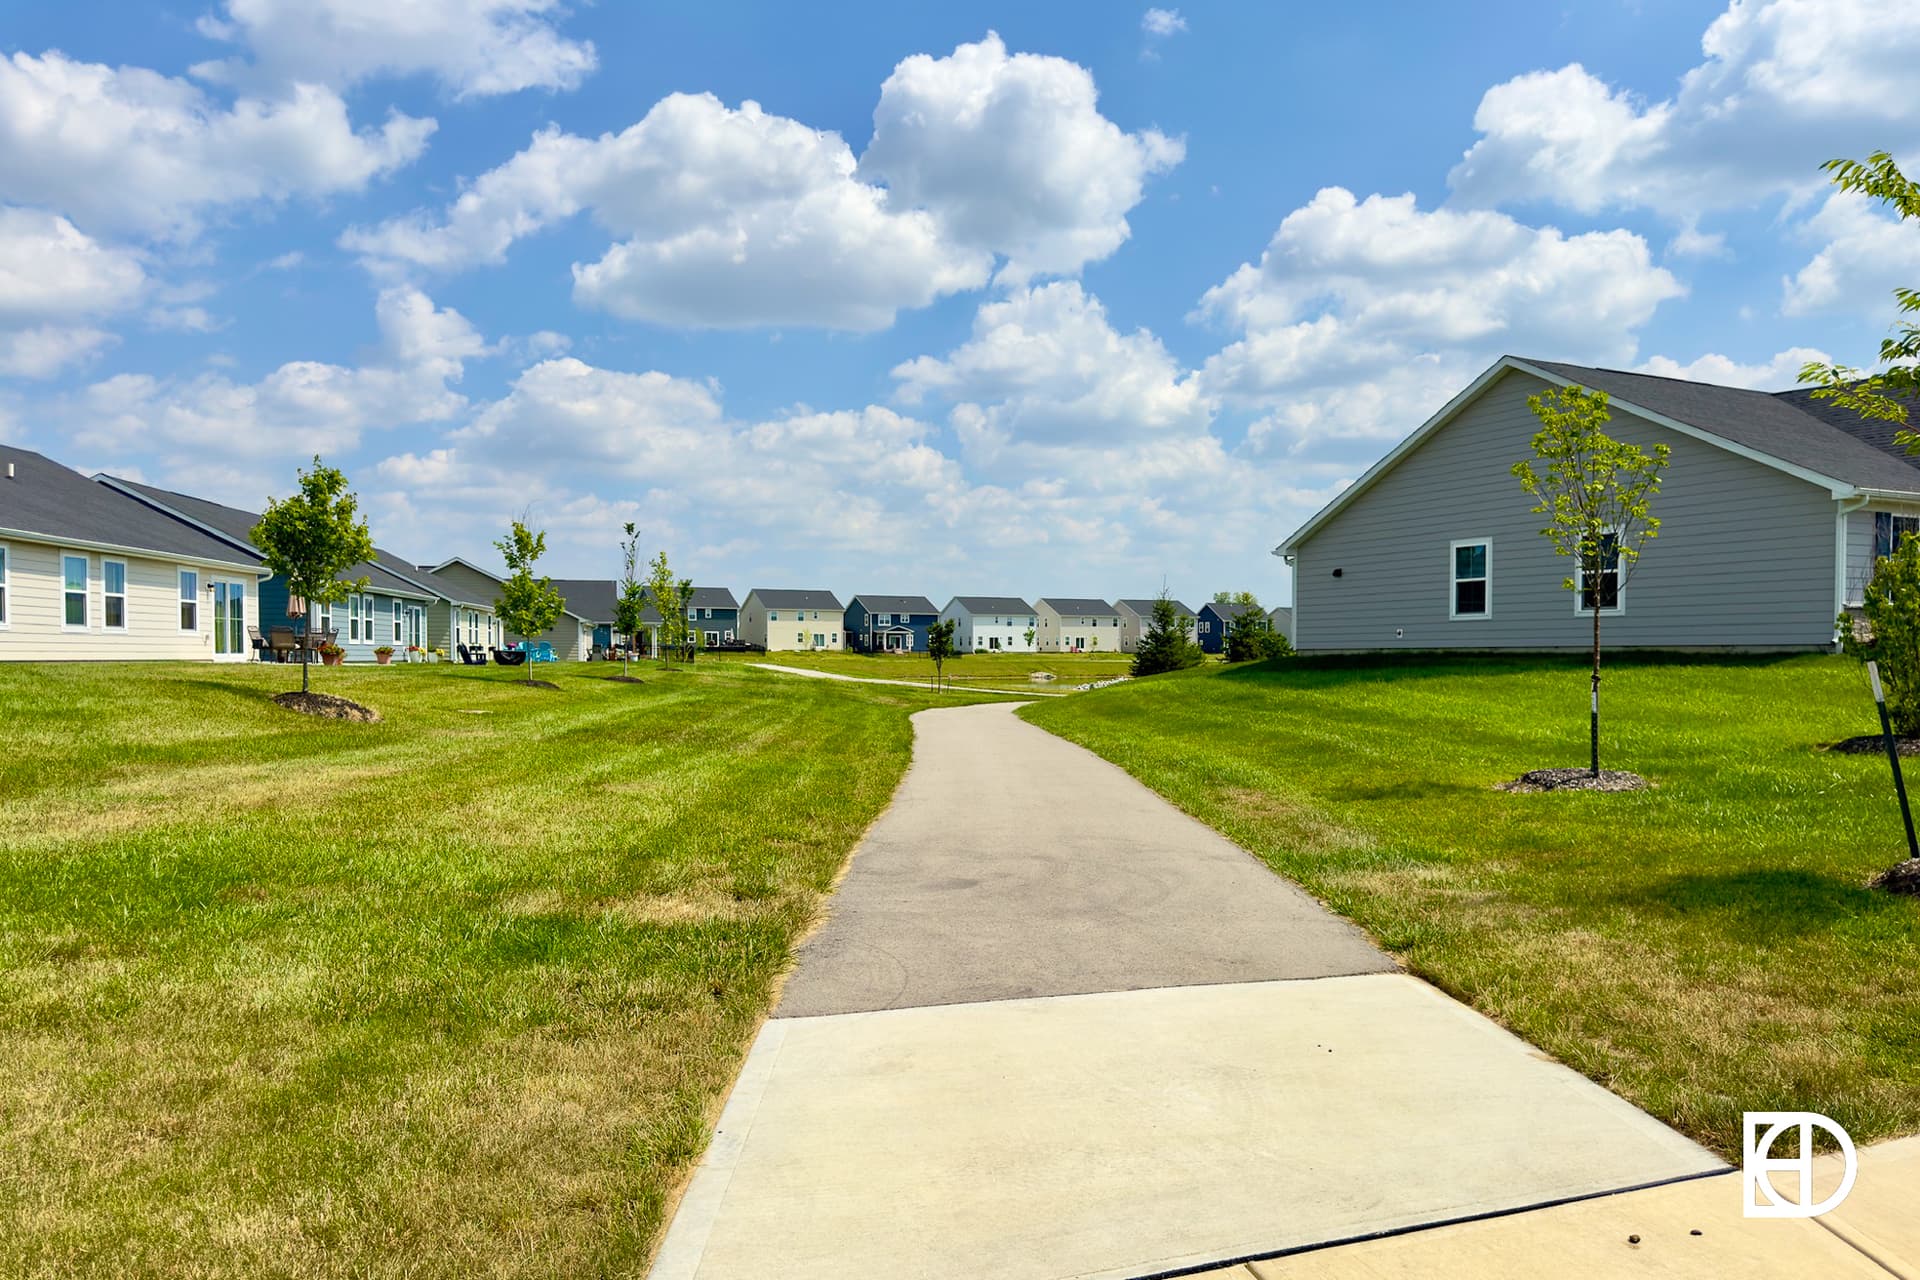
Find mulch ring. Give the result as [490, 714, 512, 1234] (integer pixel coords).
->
[272, 691, 381, 723]
[1828, 735, 1920, 756]
[605, 675, 645, 684]
[517, 679, 561, 690]
[1497, 767, 1651, 793]
[1872, 859, 1920, 896]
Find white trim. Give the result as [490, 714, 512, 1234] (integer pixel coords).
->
[1448, 537, 1492, 620]
[101, 558, 128, 631]
[0, 540, 9, 629]
[1274, 355, 1860, 557]
[61, 553, 90, 631]
[0, 524, 261, 574]
[1836, 494, 1870, 625]
[178, 568, 200, 633]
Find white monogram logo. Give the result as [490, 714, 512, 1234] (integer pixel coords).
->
[1742, 1112, 1857, 1218]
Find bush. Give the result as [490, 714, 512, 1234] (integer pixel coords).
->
[1840, 535, 1920, 733]
[1132, 594, 1204, 676]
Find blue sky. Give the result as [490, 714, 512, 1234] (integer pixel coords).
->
[2, 0, 1915, 606]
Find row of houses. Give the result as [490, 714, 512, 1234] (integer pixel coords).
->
[1274, 355, 1920, 653]
[0, 446, 1287, 663]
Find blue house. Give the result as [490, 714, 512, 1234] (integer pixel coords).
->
[846, 594, 939, 653]
[98, 476, 439, 660]
[683, 586, 740, 647]
[1196, 598, 1262, 655]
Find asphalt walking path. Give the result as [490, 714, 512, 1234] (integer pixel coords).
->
[649, 702, 1729, 1280]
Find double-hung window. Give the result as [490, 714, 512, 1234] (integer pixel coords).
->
[1874, 512, 1920, 559]
[179, 570, 199, 631]
[103, 560, 127, 630]
[63, 555, 89, 628]
[348, 594, 362, 643]
[1577, 532, 1622, 614]
[1450, 539, 1490, 619]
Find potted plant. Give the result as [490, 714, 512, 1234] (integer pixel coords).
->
[319, 641, 345, 667]
[374, 645, 395, 665]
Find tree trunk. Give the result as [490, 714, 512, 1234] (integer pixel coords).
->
[1590, 598, 1602, 778]
[301, 643, 311, 695]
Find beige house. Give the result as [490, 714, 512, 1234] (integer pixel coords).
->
[739, 589, 844, 651]
[1035, 598, 1121, 652]
[0, 447, 265, 662]
[1114, 598, 1198, 652]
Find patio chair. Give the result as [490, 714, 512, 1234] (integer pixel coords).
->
[527, 641, 556, 663]
[457, 644, 489, 665]
[267, 626, 298, 663]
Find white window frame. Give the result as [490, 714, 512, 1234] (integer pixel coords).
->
[178, 569, 200, 632]
[61, 554, 90, 631]
[1448, 537, 1492, 621]
[392, 601, 404, 644]
[348, 594, 362, 644]
[0, 541, 9, 628]
[1573, 529, 1625, 617]
[102, 558, 128, 631]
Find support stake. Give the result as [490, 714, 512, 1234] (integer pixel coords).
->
[1868, 660, 1920, 862]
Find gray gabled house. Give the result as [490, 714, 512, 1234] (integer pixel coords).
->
[1274, 355, 1920, 653]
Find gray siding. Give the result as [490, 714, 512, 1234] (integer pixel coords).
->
[1294, 370, 1840, 651]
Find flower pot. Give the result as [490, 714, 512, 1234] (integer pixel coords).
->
[376, 653, 392, 665]
[323, 654, 344, 667]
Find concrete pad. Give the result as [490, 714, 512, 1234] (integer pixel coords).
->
[1242, 1172, 1888, 1278]
[1777, 1136, 1920, 1278]
[650, 974, 1723, 1280]
[776, 702, 1391, 1017]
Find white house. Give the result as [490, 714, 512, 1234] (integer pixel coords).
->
[1036, 598, 1121, 652]
[740, 589, 844, 651]
[938, 596, 1037, 652]
[0, 446, 266, 661]
[1114, 598, 1197, 652]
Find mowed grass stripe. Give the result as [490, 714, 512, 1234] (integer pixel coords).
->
[0, 661, 981, 1278]
[1020, 653, 1920, 1157]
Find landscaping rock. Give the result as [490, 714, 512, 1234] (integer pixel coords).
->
[1829, 734, 1920, 756]
[1498, 767, 1650, 793]
[1871, 859, 1920, 896]
[272, 691, 381, 722]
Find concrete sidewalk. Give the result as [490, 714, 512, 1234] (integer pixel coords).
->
[648, 701, 1730, 1280]
[1189, 1136, 1920, 1278]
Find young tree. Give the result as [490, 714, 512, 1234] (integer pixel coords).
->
[250, 456, 375, 695]
[1132, 592, 1204, 676]
[1840, 536, 1920, 735]
[1023, 624, 1037, 650]
[927, 619, 958, 691]
[1512, 385, 1670, 777]
[612, 522, 649, 677]
[1223, 591, 1291, 662]
[493, 520, 565, 686]
[1797, 152, 1920, 435]
[645, 551, 687, 669]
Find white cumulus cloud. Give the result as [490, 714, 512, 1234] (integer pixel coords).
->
[194, 0, 596, 97]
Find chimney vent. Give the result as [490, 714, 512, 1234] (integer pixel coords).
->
[5, 462, 13, 479]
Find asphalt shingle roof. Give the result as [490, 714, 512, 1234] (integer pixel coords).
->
[0, 450, 260, 566]
[102, 475, 435, 597]
[750, 588, 843, 610]
[1525, 359, 1920, 494]
[850, 594, 938, 615]
[1117, 597, 1195, 619]
[1202, 598, 1263, 621]
[687, 586, 739, 610]
[950, 595, 1033, 614]
[1040, 597, 1117, 616]
[550, 578, 618, 622]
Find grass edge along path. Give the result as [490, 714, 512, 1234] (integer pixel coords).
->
[1018, 653, 1920, 1159]
[0, 661, 993, 1280]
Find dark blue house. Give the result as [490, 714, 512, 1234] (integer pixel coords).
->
[846, 594, 939, 653]
[684, 586, 741, 647]
[1197, 598, 1262, 654]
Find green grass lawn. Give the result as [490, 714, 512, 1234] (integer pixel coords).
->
[704, 648, 1136, 688]
[0, 660, 991, 1279]
[1020, 653, 1920, 1158]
